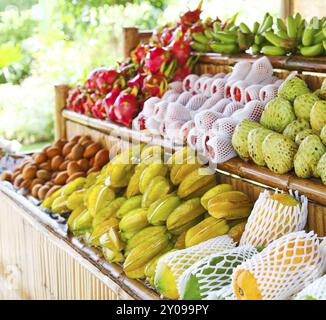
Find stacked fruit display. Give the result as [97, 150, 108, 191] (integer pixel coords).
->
[0, 136, 110, 200]
[38, 145, 251, 282]
[232, 76, 326, 185]
[191, 12, 326, 56]
[66, 1, 220, 127]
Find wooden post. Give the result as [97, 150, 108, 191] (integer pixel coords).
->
[122, 27, 140, 59]
[280, 0, 294, 19]
[54, 85, 70, 140]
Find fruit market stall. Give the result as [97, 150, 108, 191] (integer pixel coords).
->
[1, 3, 326, 301]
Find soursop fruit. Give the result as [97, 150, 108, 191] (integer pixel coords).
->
[283, 119, 311, 141]
[260, 97, 296, 132]
[321, 125, 326, 145]
[294, 135, 326, 178]
[317, 153, 326, 185]
[293, 93, 319, 121]
[278, 77, 310, 102]
[247, 128, 273, 166]
[262, 133, 298, 174]
[310, 100, 326, 133]
[232, 119, 262, 160]
[295, 129, 316, 145]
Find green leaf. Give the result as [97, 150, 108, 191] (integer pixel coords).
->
[0, 43, 23, 68]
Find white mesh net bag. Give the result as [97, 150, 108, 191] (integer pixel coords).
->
[212, 117, 238, 138]
[260, 75, 278, 85]
[187, 127, 199, 150]
[187, 127, 207, 152]
[228, 61, 252, 82]
[168, 81, 183, 93]
[194, 76, 212, 94]
[194, 110, 223, 131]
[240, 190, 308, 248]
[198, 93, 224, 112]
[231, 100, 265, 123]
[203, 78, 215, 97]
[210, 78, 226, 96]
[223, 102, 244, 117]
[205, 285, 235, 300]
[153, 100, 168, 122]
[206, 133, 237, 164]
[295, 275, 326, 300]
[166, 121, 183, 143]
[165, 102, 191, 122]
[182, 74, 199, 92]
[142, 97, 161, 117]
[224, 73, 232, 81]
[132, 114, 144, 131]
[166, 92, 180, 103]
[162, 90, 179, 101]
[224, 79, 237, 99]
[159, 121, 167, 137]
[186, 94, 207, 112]
[155, 235, 236, 299]
[274, 79, 284, 88]
[244, 56, 273, 84]
[145, 116, 161, 135]
[244, 85, 263, 103]
[178, 246, 258, 300]
[213, 72, 226, 79]
[179, 120, 195, 143]
[176, 91, 193, 106]
[210, 98, 232, 113]
[230, 80, 252, 104]
[233, 231, 326, 300]
[259, 84, 279, 104]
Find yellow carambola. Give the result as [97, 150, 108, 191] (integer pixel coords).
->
[126, 163, 147, 198]
[116, 195, 142, 218]
[119, 208, 149, 240]
[51, 195, 69, 214]
[139, 162, 168, 194]
[67, 189, 85, 210]
[68, 206, 86, 231]
[72, 210, 93, 236]
[141, 176, 171, 208]
[90, 217, 119, 246]
[41, 187, 63, 209]
[62, 177, 86, 196]
[87, 184, 115, 217]
[200, 184, 234, 210]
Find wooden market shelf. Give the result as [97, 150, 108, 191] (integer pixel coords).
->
[62, 110, 326, 207]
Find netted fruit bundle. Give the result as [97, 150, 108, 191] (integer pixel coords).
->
[231, 100, 265, 123]
[168, 81, 183, 93]
[153, 100, 168, 122]
[165, 102, 191, 122]
[223, 102, 244, 117]
[179, 120, 195, 143]
[198, 93, 224, 112]
[259, 84, 279, 104]
[194, 76, 212, 94]
[206, 133, 237, 164]
[210, 78, 226, 96]
[142, 97, 161, 117]
[162, 90, 180, 102]
[210, 98, 232, 114]
[176, 91, 194, 106]
[182, 74, 199, 92]
[211, 117, 238, 138]
[244, 56, 274, 84]
[295, 274, 326, 300]
[186, 94, 207, 112]
[244, 85, 264, 103]
[194, 110, 224, 131]
[228, 61, 252, 82]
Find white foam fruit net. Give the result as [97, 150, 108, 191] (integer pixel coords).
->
[210, 78, 226, 96]
[179, 120, 195, 143]
[224, 79, 237, 99]
[231, 100, 265, 123]
[176, 91, 193, 106]
[223, 102, 243, 117]
[186, 94, 207, 112]
[240, 190, 308, 248]
[178, 246, 258, 300]
[205, 285, 235, 300]
[194, 129, 207, 153]
[233, 231, 326, 300]
[295, 274, 326, 300]
[194, 76, 211, 94]
[244, 85, 263, 103]
[166, 121, 183, 143]
[212, 117, 238, 137]
[230, 80, 251, 104]
[206, 134, 237, 164]
[194, 110, 223, 131]
[210, 98, 232, 113]
[213, 72, 226, 79]
[187, 127, 199, 150]
[132, 114, 143, 131]
[198, 93, 224, 112]
[259, 84, 279, 104]
[203, 78, 215, 97]
[162, 90, 179, 102]
[182, 74, 199, 92]
[145, 116, 160, 135]
[166, 92, 180, 103]
[165, 102, 191, 122]
[156, 235, 236, 296]
[260, 75, 278, 85]
[153, 100, 168, 121]
[228, 61, 252, 82]
[274, 79, 284, 88]
[168, 81, 183, 93]
[142, 97, 161, 117]
[244, 56, 274, 84]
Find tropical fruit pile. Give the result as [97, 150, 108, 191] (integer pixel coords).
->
[38, 144, 252, 283]
[0, 135, 110, 200]
[232, 76, 326, 185]
[191, 12, 326, 56]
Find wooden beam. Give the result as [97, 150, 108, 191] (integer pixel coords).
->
[54, 85, 70, 140]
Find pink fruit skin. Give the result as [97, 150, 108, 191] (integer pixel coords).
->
[168, 39, 191, 66]
[144, 47, 170, 74]
[143, 74, 168, 98]
[104, 89, 121, 118]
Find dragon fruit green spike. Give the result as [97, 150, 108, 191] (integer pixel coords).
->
[210, 98, 232, 113]
[259, 84, 278, 104]
[145, 116, 161, 135]
[162, 90, 179, 101]
[194, 110, 224, 131]
[176, 91, 193, 106]
[223, 102, 243, 117]
[153, 100, 168, 122]
[182, 74, 199, 92]
[213, 72, 226, 79]
[224, 79, 237, 99]
[187, 127, 199, 150]
[179, 120, 195, 143]
[186, 93, 207, 112]
[228, 61, 252, 82]
[213, 117, 238, 138]
[210, 78, 226, 96]
[203, 78, 215, 97]
[165, 102, 191, 122]
[194, 76, 211, 94]
[142, 97, 161, 117]
[198, 93, 224, 112]
[166, 92, 180, 103]
[230, 80, 251, 104]
[168, 81, 183, 93]
[232, 100, 265, 123]
[244, 56, 273, 84]
[245, 84, 264, 103]
[206, 134, 237, 164]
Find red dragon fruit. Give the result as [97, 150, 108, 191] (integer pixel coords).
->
[67, 86, 83, 111]
[142, 74, 168, 98]
[92, 99, 106, 120]
[131, 44, 150, 64]
[168, 37, 191, 66]
[103, 89, 121, 118]
[128, 73, 147, 90]
[179, 0, 203, 26]
[144, 47, 171, 75]
[110, 92, 140, 127]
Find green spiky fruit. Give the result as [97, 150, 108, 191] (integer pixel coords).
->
[293, 93, 319, 121]
[310, 100, 326, 133]
[321, 125, 326, 145]
[317, 153, 326, 185]
[294, 135, 326, 178]
[278, 77, 310, 102]
[247, 127, 273, 166]
[283, 119, 311, 141]
[295, 129, 316, 145]
[260, 97, 296, 132]
[262, 133, 298, 174]
[231, 120, 262, 160]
